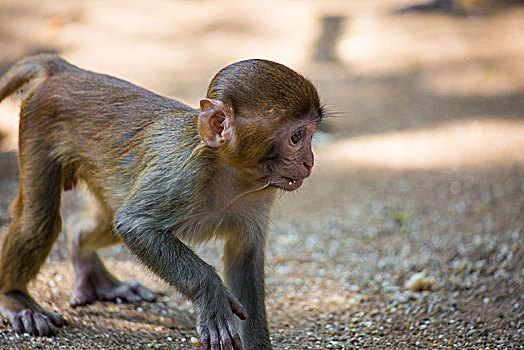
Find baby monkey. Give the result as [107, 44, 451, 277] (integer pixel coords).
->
[0, 55, 323, 350]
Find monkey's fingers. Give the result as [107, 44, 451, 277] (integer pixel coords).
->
[42, 309, 68, 327]
[99, 279, 156, 303]
[227, 294, 248, 320]
[197, 324, 211, 350]
[197, 319, 239, 350]
[129, 282, 157, 302]
[7, 312, 24, 333]
[20, 309, 37, 335]
[7, 309, 58, 336]
[227, 319, 243, 350]
[33, 313, 59, 336]
[219, 318, 243, 350]
[209, 325, 222, 350]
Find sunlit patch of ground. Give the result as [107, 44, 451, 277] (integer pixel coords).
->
[317, 118, 524, 171]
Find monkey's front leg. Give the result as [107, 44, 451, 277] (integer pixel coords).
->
[115, 207, 247, 350]
[223, 227, 272, 350]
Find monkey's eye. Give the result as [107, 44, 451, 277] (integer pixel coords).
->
[291, 130, 302, 145]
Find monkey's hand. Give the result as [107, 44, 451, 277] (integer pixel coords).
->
[195, 284, 248, 350]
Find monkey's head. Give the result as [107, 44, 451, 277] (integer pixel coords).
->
[198, 59, 324, 191]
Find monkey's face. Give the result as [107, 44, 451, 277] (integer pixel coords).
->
[201, 58, 325, 192]
[265, 120, 317, 191]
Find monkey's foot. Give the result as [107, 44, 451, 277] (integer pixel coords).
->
[70, 252, 157, 307]
[0, 290, 68, 336]
[70, 277, 156, 307]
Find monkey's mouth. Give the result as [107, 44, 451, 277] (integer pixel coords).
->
[273, 177, 304, 191]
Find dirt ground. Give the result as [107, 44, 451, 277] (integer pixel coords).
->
[0, 0, 523, 349]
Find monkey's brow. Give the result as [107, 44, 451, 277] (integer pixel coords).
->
[306, 106, 325, 124]
[317, 104, 327, 121]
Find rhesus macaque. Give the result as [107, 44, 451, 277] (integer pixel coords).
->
[0, 55, 323, 349]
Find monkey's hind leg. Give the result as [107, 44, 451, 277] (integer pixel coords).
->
[68, 198, 156, 306]
[0, 153, 68, 336]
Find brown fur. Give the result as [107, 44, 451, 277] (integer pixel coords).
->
[0, 55, 323, 348]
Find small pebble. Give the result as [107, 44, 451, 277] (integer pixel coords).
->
[191, 336, 202, 348]
[405, 272, 435, 292]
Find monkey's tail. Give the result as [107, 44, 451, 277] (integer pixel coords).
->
[0, 54, 56, 104]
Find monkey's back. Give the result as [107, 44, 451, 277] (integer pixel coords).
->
[17, 55, 199, 213]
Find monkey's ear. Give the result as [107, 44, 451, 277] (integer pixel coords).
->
[198, 99, 234, 148]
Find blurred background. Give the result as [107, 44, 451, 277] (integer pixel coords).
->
[0, 0, 523, 348]
[1, 0, 524, 152]
[1, 0, 524, 151]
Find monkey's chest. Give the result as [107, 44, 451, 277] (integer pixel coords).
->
[177, 192, 273, 244]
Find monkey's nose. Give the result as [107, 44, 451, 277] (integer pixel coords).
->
[303, 162, 312, 177]
[302, 150, 314, 178]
